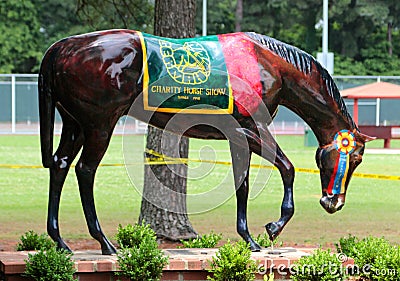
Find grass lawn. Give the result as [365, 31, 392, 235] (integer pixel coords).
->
[0, 133, 399, 248]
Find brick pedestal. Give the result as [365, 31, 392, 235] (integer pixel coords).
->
[1, 247, 349, 281]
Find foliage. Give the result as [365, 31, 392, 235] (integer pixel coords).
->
[76, 0, 154, 32]
[263, 273, 275, 281]
[197, 0, 400, 75]
[115, 222, 156, 248]
[0, 0, 91, 73]
[329, 0, 390, 58]
[24, 247, 76, 281]
[207, 240, 258, 281]
[116, 244, 168, 281]
[291, 248, 346, 281]
[252, 233, 282, 248]
[335, 234, 359, 259]
[180, 231, 222, 248]
[2, 0, 400, 74]
[359, 28, 400, 76]
[336, 235, 400, 280]
[334, 55, 368, 76]
[0, 0, 43, 73]
[196, 0, 236, 34]
[36, 0, 92, 44]
[17, 230, 55, 251]
[115, 223, 168, 281]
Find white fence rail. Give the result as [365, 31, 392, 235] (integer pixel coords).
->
[0, 74, 38, 133]
[1, 74, 400, 134]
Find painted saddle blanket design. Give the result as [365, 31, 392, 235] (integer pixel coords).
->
[139, 32, 262, 115]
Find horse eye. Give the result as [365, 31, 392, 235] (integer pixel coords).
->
[353, 154, 363, 164]
[351, 146, 364, 164]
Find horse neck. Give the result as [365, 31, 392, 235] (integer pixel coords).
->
[280, 85, 354, 146]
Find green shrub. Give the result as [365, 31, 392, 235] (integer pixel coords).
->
[24, 247, 76, 281]
[336, 235, 400, 280]
[115, 223, 168, 281]
[372, 246, 400, 281]
[291, 248, 346, 281]
[180, 231, 222, 248]
[17, 230, 55, 251]
[335, 234, 358, 259]
[207, 240, 258, 281]
[116, 241, 168, 281]
[253, 233, 282, 248]
[115, 222, 156, 248]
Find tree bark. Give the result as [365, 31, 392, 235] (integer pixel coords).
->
[139, 0, 198, 241]
[387, 22, 393, 56]
[235, 0, 243, 32]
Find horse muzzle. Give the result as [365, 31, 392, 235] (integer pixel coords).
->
[320, 194, 345, 214]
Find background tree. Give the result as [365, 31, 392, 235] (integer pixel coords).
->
[38, 0, 90, 45]
[240, 0, 320, 52]
[2, 1, 400, 78]
[195, 0, 236, 35]
[76, 0, 153, 32]
[292, 0, 322, 53]
[329, 0, 400, 75]
[138, 0, 198, 241]
[387, 1, 400, 56]
[0, 0, 43, 73]
[235, 0, 243, 31]
[0, 0, 400, 75]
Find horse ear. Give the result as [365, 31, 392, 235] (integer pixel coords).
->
[355, 131, 376, 143]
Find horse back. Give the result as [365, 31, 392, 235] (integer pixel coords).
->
[40, 29, 144, 123]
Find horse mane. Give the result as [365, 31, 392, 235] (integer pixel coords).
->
[245, 32, 357, 130]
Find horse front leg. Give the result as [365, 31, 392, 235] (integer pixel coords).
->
[229, 141, 262, 252]
[265, 147, 295, 241]
[235, 126, 295, 242]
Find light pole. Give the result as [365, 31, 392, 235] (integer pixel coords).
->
[322, 0, 328, 68]
[202, 0, 207, 36]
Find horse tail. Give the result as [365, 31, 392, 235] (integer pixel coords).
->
[38, 46, 57, 168]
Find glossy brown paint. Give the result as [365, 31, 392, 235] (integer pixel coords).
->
[39, 29, 370, 254]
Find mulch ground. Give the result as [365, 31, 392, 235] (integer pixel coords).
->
[0, 238, 184, 252]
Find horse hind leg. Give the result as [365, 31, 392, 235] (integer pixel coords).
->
[75, 127, 117, 255]
[47, 115, 84, 251]
[229, 141, 262, 252]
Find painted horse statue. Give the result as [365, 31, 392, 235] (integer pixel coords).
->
[39, 29, 373, 255]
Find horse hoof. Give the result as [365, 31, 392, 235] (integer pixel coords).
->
[56, 240, 72, 253]
[250, 242, 262, 252]
[101, 243, 117, 255]
[265, 222, 281, 241]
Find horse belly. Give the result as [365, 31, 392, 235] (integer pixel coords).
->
[138, 111, 228, 140]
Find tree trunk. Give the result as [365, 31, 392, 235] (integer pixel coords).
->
[139, 0, 198, 241]
[387, 22, 393, 56]
[235, 0, 243, 32]
[304, 9, 317, 54]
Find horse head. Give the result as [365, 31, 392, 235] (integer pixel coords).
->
[315, 130, 375, 214]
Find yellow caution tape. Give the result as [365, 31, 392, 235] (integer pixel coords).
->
[1, 149, 399, 181]
[0, 164, 44, 169]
